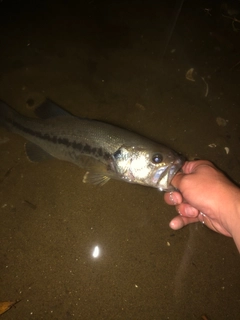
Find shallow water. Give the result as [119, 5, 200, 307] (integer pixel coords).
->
[0, 1, 240, 319]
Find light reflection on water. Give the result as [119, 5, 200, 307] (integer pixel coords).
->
[92, 245, 100, 258]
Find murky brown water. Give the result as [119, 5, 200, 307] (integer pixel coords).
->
[1, 1, 240, 319]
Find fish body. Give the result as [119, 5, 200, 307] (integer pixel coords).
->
[0, 100, 184, 191]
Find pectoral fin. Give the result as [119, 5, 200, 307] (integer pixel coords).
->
[83, 171, 110, 186]
[77, 156, 112, 186]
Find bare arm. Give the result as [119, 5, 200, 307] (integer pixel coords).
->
[164, 160, 240, 252]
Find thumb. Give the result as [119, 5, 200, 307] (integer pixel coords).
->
[171, 171, 185, 190]
[170, 160, 213, 189]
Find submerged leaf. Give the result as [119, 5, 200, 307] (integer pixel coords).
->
[0, 301, 20, 315]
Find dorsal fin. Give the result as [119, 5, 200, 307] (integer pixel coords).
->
[34, 99, 73, 119]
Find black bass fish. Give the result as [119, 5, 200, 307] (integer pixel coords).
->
[0, 99, 184, 191]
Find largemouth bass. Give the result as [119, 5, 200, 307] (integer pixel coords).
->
[0, 99, 184, 191]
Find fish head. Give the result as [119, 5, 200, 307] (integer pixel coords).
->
[112, 145, 185, 191]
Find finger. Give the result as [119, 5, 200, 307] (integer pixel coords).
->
[182, 160, 215, 174]
[170, 171, 184, 190]
[171, 160, 215, 189]
[170, 213, 233, 237]
[169, 214, 218, 231]
[169, 215, 199, 230]
[164, 191, 182, 205]
[176, 203, 199, 218]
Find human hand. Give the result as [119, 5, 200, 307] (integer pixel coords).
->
[164, 160, 240, 246]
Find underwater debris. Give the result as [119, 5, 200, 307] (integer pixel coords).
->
[208, 143, 217, 148]
[216, 117, 228, 126]
[185, 68, 195, 82]
[201, 77, 209, 97]
[224, 147, 230, 154]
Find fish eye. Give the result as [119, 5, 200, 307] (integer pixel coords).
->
[113, 149, 122, 159]
[152, 153, 163, 164]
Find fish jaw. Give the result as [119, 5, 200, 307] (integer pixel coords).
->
[155, 155, 185, 191]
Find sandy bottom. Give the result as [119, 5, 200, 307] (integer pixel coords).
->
[0, 1, 240, 319]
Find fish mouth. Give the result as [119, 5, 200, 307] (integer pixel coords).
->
[155, 154, 185, 191]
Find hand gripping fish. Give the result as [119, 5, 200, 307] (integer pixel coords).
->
[0, 99, 184, 191]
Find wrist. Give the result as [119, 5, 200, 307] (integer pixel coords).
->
[223, 186, 240, 252]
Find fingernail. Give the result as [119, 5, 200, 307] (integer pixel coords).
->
[177, 207, 182, 216]
[169, 192, 176, 205]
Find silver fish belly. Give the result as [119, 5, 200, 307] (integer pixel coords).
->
[0, 99, 185, 191]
